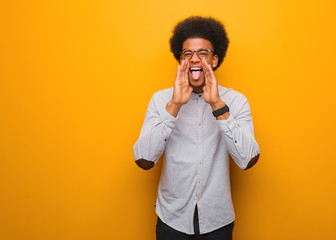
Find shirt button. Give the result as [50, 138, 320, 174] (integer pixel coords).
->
[199, 122, 201, 126]
[198, 143, 202, 147]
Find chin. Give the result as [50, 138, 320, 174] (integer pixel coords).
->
[189, 78, 205, 89]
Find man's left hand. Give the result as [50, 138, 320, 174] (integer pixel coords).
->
[202, 59, 225, 110]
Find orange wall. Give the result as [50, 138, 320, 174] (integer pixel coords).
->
[1, 1, 335, 239]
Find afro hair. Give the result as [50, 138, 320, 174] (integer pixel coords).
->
[169, 16, 229, 71]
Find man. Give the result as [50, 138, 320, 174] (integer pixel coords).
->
[133, 16, 260, 240]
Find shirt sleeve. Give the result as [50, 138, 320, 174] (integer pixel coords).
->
[216, 95, 260, 170]
[133, 92, 177, 164]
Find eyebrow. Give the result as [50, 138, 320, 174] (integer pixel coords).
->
[181, 48, 213, 52]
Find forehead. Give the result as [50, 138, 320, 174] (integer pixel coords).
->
[182, 38, 213, 50]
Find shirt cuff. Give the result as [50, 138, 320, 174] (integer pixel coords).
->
[217, 114, 236, 139]
[158, 107, 178, 129]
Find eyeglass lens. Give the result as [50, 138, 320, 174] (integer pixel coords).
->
[182, 49, 210, 59]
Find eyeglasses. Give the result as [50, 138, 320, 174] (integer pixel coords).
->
[180, 48, 214, 60]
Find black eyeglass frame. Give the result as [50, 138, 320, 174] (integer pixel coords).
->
[180, 48, 215, 60]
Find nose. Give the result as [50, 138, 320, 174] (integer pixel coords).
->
[189, 51, 200, 62]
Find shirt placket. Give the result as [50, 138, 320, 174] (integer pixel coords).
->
[196, 94, 203, 230]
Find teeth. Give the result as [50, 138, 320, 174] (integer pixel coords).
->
[190, 67, 202, 71]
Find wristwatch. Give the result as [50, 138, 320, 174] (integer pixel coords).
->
[212, 105, 229, 117]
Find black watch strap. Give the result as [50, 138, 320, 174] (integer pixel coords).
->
[212, 105, 229, 117]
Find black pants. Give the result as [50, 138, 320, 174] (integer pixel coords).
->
[156, 206, 234, 240]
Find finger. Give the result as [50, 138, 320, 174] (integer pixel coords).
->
[201, 59, 206, 77]
[180, 60, 187, 84]
[179, 60, 185, 82]
[182, 60, 188, 77]
[178, 60, 184, 82]
[202, 59, 210, 78]
[183, 59, 187, 69]
[176, 65, 181, 80]
[180, 59, 184, 69]
[176, 65, 183, 87]
[184, 61, 190, 83]
[202, 59, 211, 85]
[176, 65, 180, 78]
[208, 62, 217, 85]
[205, 61, 216, 84]
[202, 85, 210, 95]
[183, 59, 188, 72]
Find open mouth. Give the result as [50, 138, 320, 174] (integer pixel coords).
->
[189, 67, 203, 80]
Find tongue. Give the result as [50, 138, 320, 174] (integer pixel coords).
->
[191, 71, 202, 80]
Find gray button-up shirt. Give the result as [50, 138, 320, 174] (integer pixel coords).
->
[133, 86, 260, 234]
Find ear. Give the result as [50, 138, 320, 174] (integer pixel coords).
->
[212, 55, 219, 68]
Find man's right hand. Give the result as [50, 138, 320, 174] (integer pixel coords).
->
[166, 60, 193, 117]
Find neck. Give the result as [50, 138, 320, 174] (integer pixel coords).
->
[192, 87, 203, 94]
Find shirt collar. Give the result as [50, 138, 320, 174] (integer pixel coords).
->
[190, 91, 203, 100]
